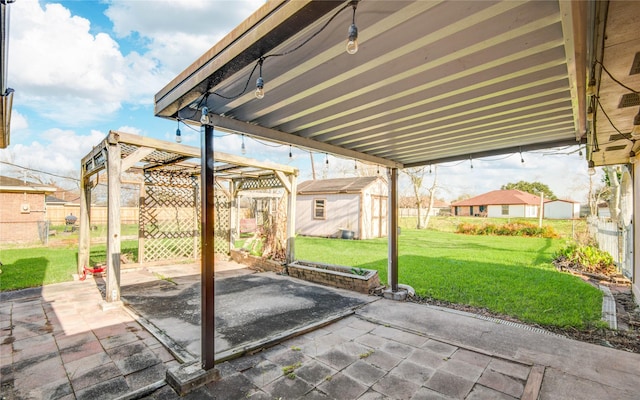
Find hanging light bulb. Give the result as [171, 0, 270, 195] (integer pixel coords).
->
[175, 119, 182, 143]
[377, 166, 380, 175]
[579, 148, 583, 157]
[354, 160, 358, 170]
[241, 135, 246, 155]
[519, 147, 524, 164]
[346, 2, 358, 54]
[631, 107, 640, 138]
[289, 145, 292, 159]
[428, 164, 432, 174]
[255, 58, 265, 99]
[325, 153, 329, 165]
[587, 160, 596, 176]
[469, 155, 473, 169]
[200, 106, 209, 125]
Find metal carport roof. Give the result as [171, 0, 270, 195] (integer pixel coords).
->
[155, 0, 588, 168]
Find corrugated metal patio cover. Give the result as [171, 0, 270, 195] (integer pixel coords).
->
[155, 0, 587, 168]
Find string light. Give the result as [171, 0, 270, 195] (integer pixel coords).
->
[200, 106, 209, 125]
[519, 147, 524, 164]
[346, 1, 359, 54]
[255, 58, 265, 99]
[428, 163, 432, 174]
[587, 160, 596, 176]
[175, 119, 182, 143]
[289, 145, 292, 159]
[354, 160, 358, 170]
[325, 153, 329, 165]
[241, 134, 246, 154]
[469, 155, 473, 169]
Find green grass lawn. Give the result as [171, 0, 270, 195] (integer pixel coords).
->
[0, 222, 602, 329]
[0, 240, 138, 291]
[296, 229, 602, 328]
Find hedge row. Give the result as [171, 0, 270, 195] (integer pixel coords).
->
[456, 221, 559, 238]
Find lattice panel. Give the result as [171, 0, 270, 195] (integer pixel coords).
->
[214, 191, 231, 254]
[141, 171, 201, 263]
[236, 176, 283, 191]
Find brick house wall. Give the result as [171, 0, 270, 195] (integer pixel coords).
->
[0, 191, 49, 244]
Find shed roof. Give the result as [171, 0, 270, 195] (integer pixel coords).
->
[451, 189, 541, 207]
[544, 198, 579, 204]
[297, 176, 382, 195]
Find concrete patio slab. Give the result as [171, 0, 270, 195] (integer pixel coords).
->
[119, 265, 376, 362]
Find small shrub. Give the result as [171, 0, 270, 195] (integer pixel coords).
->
[553, 242, 616, 276]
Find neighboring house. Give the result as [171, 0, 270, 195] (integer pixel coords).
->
[399, 197, 451, 217]
[544, 199, 581, 219]
[296, 177, 387, 239]
[0, 176, 56, 244]
[451, 189, 541, 218]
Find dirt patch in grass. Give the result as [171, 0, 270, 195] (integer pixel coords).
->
[410, 281, 640, 354]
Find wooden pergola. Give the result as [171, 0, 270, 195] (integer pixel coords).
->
[78, 130, 297, 306]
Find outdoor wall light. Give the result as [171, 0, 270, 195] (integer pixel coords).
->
[200, 106, 209, 125]
[255, 59, 265, 99]
[588, 160, 596, 176]
[346, 1, 358, 54]
[175, 120, 182, 143]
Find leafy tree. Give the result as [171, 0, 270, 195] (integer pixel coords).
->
[501, 181, 557, 200]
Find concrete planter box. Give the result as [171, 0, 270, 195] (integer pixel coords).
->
[287, 260, 380, 294]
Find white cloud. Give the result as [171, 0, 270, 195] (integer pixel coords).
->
[2, 129, 106, 175]
[105, 0, 266, 74]
[10, 1, 127, 124]
[7, 0, 263, 126]
[8, 109, 28, 132]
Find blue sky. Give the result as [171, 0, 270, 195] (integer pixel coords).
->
[0, 0, 596, 202]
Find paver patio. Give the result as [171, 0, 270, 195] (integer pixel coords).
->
[2, 264, 640, 399]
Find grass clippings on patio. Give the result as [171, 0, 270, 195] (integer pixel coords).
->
[296, 229, 602, 329]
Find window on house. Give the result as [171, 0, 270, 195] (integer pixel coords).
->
[501, 205, 509, 215]
[314, 199, 326, 219]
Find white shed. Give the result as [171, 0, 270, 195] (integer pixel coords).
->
[296, 177, 388, 240]
[544, 199, 581, 219]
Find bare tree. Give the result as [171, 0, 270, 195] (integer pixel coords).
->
[423, 166, 438, 229]
[402, 166, 426, 229]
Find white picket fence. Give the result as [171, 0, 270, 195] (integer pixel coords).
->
[587, 216, 633, 279]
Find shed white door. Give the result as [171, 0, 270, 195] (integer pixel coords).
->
[371, 195, 387, 238]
